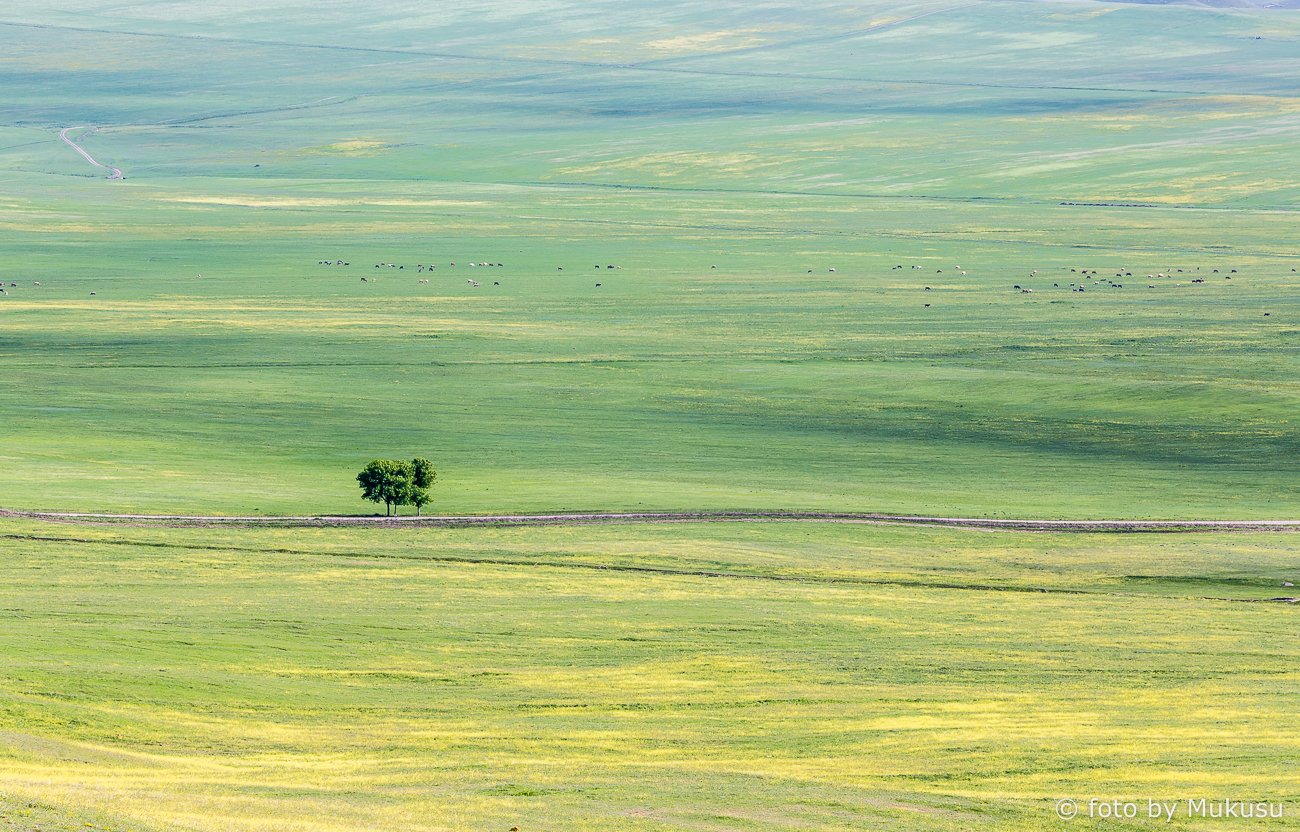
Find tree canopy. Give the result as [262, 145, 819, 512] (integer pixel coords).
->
[357, 458, 437, 515]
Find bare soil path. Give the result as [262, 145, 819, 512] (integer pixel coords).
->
[2, 508, 1298, 533]
[59, 126, 123, 180]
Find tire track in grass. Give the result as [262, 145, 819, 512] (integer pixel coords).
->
[3, 508, 1299, 533]
[2, 531, 1295, 604]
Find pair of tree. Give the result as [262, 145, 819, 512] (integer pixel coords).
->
[356, 457, 436, 515]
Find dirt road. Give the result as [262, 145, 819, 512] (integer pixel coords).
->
[59, 126, 123, 179]
[2, 508, 1298, 533]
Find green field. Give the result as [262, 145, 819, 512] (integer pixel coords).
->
[1, 0, 1298, 517]
[2, 1, 1299, 830]
[1, 518, 1297, 831]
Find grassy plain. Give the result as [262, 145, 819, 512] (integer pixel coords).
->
[1, 0, 1298, 516]
[2, 2, 1299, 830]
[1, 518, 1297, 831]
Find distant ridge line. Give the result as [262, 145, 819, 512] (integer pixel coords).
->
[0, 18, 1289, 100]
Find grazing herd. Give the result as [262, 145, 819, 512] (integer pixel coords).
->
[879, 261, 1277, 314]
[326, 257, 1281, 317]
[1, 260, 1288, 314]
[321, 258, 627, 289]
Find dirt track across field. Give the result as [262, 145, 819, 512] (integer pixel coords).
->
[59, 126, 123, 179]
[2, 508, 1298, 533]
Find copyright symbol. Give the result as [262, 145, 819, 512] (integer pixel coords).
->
[1056, 799, 1078, 820]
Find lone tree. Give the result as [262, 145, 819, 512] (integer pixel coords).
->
[356, 458, 436, 516]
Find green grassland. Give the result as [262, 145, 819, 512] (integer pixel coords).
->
[1, 518, 1297, 831]
[1, 0, 1298, 517]
[2, 3, 1300, 830]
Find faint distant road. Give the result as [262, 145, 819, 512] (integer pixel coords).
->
[59, 126, 123, 180]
